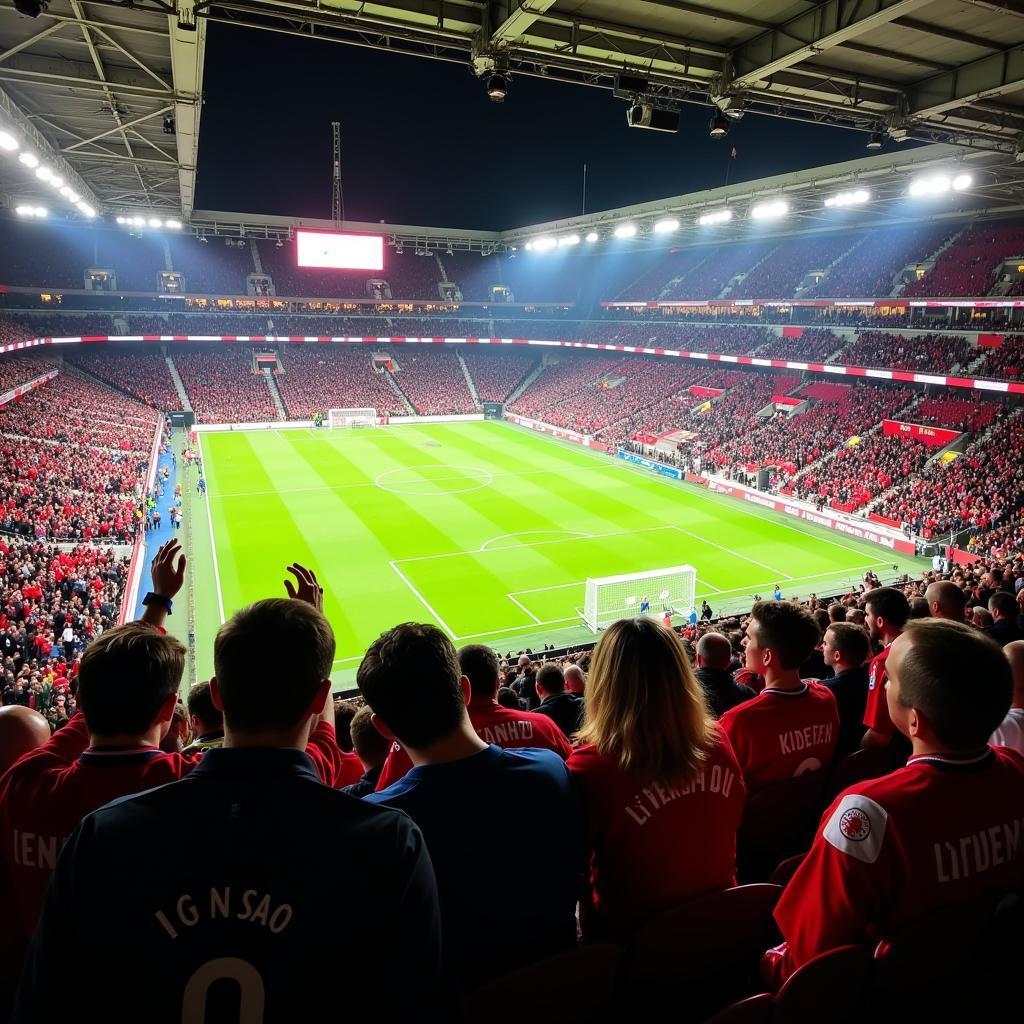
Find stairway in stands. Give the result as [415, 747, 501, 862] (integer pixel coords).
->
[261, 367, 287, 420]
[456, 351, 482, 410]
[165, 354, 192, 411]
[383, 363, 416, 414]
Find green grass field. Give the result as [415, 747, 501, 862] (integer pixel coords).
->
[185, 421, 924, 685]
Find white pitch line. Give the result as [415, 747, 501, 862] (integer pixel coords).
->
[210, 462, 622, 499]
[506, 594, 543, 624]
[393, 525, 680, 566]
[454, 615, 582, 642]
[388, 560, 458, 639]
[668, 525, 793, 580]
[480, 530, 591, 551]
[199, 438, 226, 625]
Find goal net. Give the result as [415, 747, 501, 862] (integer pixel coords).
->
[582, 564, 697, 633]
[327, 407, 378, 429]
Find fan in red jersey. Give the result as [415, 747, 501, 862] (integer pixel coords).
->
[720, 601, 839, 792]
[860, 587, 911, 749]
[764, 619, 1024, 987]
[568, 617, 745, 939]
[374, 642, 571, 791]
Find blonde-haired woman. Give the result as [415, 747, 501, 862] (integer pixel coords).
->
[568, 617, 746, 938]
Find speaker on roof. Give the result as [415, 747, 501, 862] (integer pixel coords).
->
[626, 103, 679, 133]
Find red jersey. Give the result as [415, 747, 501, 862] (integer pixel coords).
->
[719, 682, 839, 792]
[769, 747, 1024, 983]
[567, 730, 745, 937]
[0, 713, 354, 952]
[375, 698, 573, 791]
[862, 643, 894, 733]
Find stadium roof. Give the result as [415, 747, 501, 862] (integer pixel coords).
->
[0, 0, 203, 216]
[3, 0, 1024, 225]
[201, 0, 1024, 151]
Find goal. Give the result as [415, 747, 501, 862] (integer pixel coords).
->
[582, 564, 697, 633]
[327, 407, 378, 429]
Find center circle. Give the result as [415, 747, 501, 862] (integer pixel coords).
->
[375, 465, 494, 496]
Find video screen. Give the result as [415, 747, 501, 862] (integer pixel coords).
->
[295, 230, 384, 271]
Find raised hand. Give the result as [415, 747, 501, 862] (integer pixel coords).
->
[151, 539, 187, 598]
[284, 563, 324, 611]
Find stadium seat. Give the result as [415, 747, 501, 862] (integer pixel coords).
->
[703, 993, 775, 1024]
[624, 884, 781, 1018]
[824, 743, 907, 803]
[772, 944, 872, 1024]
[737, 772, 827, 882]
[466, 941, 622, 1024]
[768, 854, 806, 889]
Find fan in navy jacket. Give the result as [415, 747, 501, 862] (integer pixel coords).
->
[14, 570, 449, 1023]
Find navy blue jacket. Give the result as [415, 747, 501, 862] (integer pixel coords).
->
[14, 746, 449, 1023]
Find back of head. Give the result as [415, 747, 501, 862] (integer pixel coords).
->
[78, 623, 185, 737]
[333, 701, 358, 753]
[696, 631, 732, 671]
[989, 590, 1016, 621]
[826, 622, 870, 667]
[214, 598, 334, 734]
[749, 601, 821, 669]
[894, 619, 1011, 750]
[0, 705, 51, 774]
[358, 622, 464, 749]
[186, 680, 223, 733]
[564, 664, 585, 694]
[536, 662, 565, 695]
[828, 603, 847, 623]
[458, 643, 499, 701]
[348, 704, 391, 767]
[972, 607, 994, 628]
[496, 686, 522, 709]
[925, 580, 967, 621]
[908, 596, 930, 620]
[577, 617, 713, 785]
[864, 587, 910, 629]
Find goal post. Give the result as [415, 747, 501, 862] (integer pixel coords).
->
[582, 564, 697, 633]
[327, 407, 378, 429]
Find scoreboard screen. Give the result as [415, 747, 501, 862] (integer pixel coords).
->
[295, 230, 384, 271]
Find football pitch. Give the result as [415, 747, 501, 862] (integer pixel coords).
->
[187, 421, 924, 684]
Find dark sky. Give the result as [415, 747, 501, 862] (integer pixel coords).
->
[195, 22, 882, 230]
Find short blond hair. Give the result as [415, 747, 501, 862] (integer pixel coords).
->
[576, 618, 715, 785]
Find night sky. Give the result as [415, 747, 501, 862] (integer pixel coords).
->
[195, 22, 887, 230]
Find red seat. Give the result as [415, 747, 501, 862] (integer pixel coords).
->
[773, 944, 872, 1024]
[738, 771, 826, 882]
[626, 884, 781, 1019]
[467, 941, 622, 1024]
[768, 853, 806, 888]
[704, 993, 774, 1024]
[824, 743, 905, 804]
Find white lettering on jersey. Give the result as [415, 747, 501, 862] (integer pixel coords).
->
[12, 830, 62, 870]
[823, 794, 888, 864]
[779, 722, 834, 755]
[623, 765, 737, 825]
[479, 720, 534, 746]
[933, 816, 1023, 883]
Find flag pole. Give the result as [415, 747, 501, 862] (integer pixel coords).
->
[582, 163, 588, 215]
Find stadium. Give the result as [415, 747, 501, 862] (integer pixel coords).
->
[0, 1, 1022, 1021]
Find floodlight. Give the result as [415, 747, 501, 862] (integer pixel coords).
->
[0, 131, 17, 152]
[751, 199, 789, 220]
[49, 175, 63, 189]
[165, 219, 182, 230]
[708, 112, 730, 139]
[952, 173, 972, 191]
[67, 191, 79, 203]
[614, 223, 637, 238]
[18, 152, 38, 168]
[15, 206, 33, 216]
[486, 73, 508, 102]
[35, 165, 53, 182]
[76, 201, 96, 218]
[558, 234, 580, 246]
[824, 189, 870, 208]
[585, 231, 599, 242]
[131, 216, 145, 226]
[116, 216, 126, 224]
[148, 218, 163, 228]
[33, 207, 46, 218]
[909, 174, 950, 197]
[697, 209, 732, 226]
[654, 217, 680, 234]
[532, 236, 557, 251]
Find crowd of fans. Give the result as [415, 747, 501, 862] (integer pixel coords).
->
[903, 221, 1024, 298]
[0, 535, 1020, 1019]
[459, 348, 540, 403]
[752, 328, 845, 362]
[871, 409, 1024, 540]
[0, 353, 58, 394]
[704, 384, 914, 479]
[974, 334, 1024, 378]
[275, 345, 409, 419]
[172, 346, 278, 423]
[390, 348, 477, 415]
[729, 232, 866, 300]
[839, 331, 974, 373]
[67, 346, 183, 411]
[916, 395, 1001, 432]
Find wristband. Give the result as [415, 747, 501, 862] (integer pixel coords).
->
[142, 592, 173, 615]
